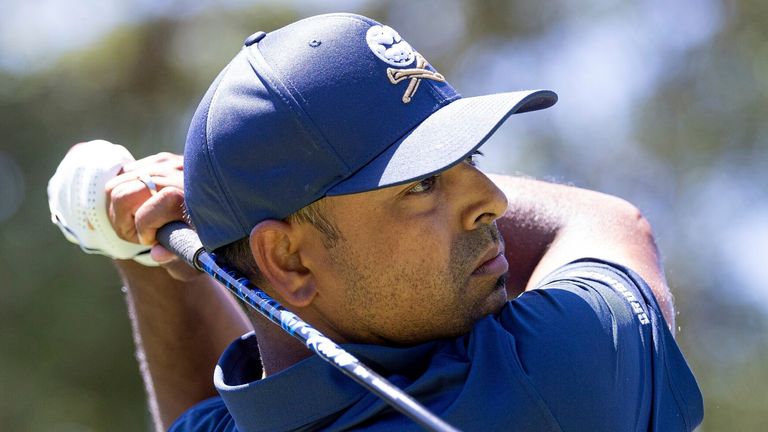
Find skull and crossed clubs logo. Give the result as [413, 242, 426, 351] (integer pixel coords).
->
[366, 25, 445, 104]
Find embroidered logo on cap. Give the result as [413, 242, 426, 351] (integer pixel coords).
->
[386, 53, 445, 103]
[366, 25, 446, 104]
[366, 25, 415, 66]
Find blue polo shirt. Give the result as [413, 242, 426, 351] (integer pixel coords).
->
[169, 259, 703, 431]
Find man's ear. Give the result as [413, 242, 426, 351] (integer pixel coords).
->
[249, 220, 317, 307]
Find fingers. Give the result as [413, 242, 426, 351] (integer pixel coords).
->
[108, 180, 148, 242]
[106, 160, 183, 192]
[150, 243, 178, 263]
[105, 152, 185, 244]
[106, 151, 183, 195]
[107, 175, 182, 242]
[150, 244, 203, 282]
[99, 150, 196, 279]
[122, 152, 183, 173]
[134, 187, 186, 245]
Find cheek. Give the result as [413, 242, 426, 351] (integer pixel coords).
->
[331, 195, 456, 283]
[329, 216, 454, 301]
[363, 225, 462, 322]
[369, 222, 449, 274]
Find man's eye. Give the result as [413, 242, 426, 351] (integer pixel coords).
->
[406, 176, 437, 194]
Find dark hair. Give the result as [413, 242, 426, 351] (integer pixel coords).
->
[212, 200, 341, 283]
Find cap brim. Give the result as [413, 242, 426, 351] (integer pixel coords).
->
[327, 89, 557, 195]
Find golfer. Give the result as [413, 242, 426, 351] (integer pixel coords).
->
[49, 13, 703, 431]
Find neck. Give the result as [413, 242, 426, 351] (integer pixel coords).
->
[249, 312, 313, 376]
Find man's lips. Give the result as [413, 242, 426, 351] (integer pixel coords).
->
[471, 247, 508, 276]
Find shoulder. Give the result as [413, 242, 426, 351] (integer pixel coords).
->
[502, 257, 658, 333]
[495, 259, 664, 429]
[502, 257, 657, 366]
[169, 396, 236, 432]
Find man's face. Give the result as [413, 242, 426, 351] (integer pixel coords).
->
[301, 157, 510, 345]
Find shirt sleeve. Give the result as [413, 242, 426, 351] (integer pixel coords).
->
[497, 258, 667, 431]
[168, 396, 237, 432]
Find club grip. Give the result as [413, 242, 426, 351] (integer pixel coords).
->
[156, 221, 205, 270]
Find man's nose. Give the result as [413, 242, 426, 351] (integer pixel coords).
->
[457, 165, 509, 231]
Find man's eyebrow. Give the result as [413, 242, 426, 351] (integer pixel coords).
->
[392, 150, 486, 197]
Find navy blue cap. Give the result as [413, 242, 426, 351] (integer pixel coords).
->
[184, 13, 557, 250]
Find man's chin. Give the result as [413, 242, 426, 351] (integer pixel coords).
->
[446, 289, 508, 340]
[482, 274, 510, 315]
[403, 276, 510, 343]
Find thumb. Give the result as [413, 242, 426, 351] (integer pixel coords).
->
[151, 244, 204, 281]
[150, 244, 177, 264]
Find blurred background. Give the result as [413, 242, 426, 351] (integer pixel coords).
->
[1, 0, 765, 430]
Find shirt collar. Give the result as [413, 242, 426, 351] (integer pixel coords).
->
[214, 332, 441, 432]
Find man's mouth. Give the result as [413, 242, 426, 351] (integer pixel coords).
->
[471, 246, 508, 277]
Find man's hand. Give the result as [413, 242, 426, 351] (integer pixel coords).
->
[50, 142, 252, 431]
[104, 152, 200, 281]
[48, 140, 158, 265]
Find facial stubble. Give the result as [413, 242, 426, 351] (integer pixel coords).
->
[325, 223, 508, 345]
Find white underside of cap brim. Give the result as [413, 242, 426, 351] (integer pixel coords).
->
[327, 89, 557, 195]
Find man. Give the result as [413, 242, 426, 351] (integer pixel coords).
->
[50, 13, 703, 431]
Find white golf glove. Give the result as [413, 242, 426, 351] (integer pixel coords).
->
[48, 140, 158, 266]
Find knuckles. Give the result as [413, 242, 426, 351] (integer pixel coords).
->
[147, 152, 183, 169]
[108, 182, 143, 241]
[134, 187, 186, 242]
[155, 151, 180, 162]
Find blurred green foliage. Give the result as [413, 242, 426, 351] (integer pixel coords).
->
[0, 1, 765, 430]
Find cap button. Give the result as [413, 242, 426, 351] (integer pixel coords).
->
[243, 31, 266, 46]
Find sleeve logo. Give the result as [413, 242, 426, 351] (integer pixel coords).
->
[571, 270, 651, 325]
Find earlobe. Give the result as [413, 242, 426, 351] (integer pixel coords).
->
[249, 220, 318, 307]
